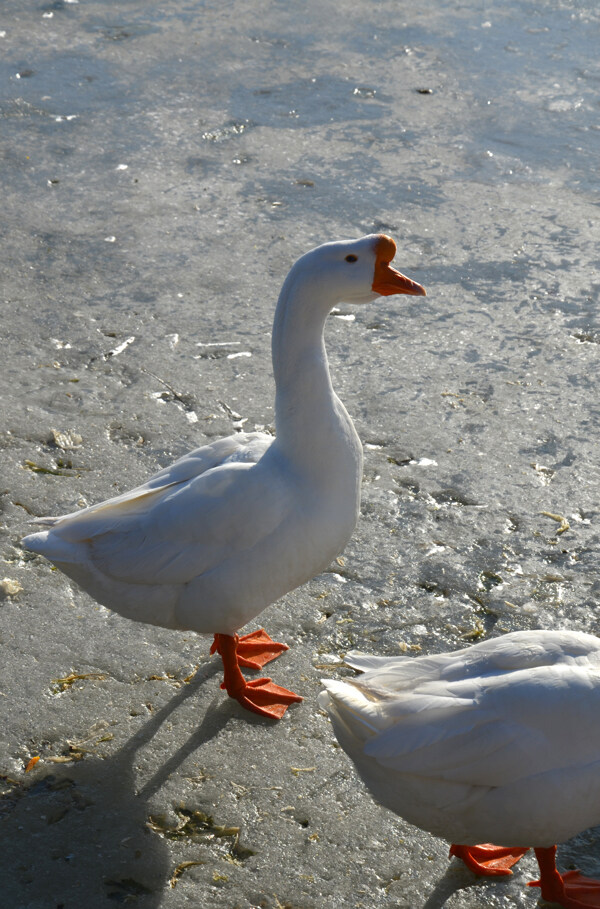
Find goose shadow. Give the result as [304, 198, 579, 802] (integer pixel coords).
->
[0, 658, 259, 908]
[421, 860, 514, 909]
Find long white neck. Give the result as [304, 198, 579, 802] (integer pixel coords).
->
[271, 264, 363, 483]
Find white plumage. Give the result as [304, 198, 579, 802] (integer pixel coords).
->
[24, 233, 425, 718]
[321, 630, 600, 845]
[320, 630, 600, 906]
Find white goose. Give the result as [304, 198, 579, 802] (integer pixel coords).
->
[320, 630, 600, 908]
[23, 234, 425, 720]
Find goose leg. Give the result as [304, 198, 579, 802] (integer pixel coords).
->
[528, 846, 600, 908]
[212, 633, 303, 720]
[449, 843, 530, 876]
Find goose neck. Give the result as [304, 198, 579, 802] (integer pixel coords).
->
[271, 272, 351, 462]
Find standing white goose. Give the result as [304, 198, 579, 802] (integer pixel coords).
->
[320, 630, 600, 908]
[23, 234, 426, 720]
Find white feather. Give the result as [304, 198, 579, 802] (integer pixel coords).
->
[320, 630, 600, 846]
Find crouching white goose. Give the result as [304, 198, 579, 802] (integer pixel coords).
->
[320, 630, 600, 907]
[23, 234, 425, 720]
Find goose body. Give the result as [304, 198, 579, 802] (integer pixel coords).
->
[23, 429, 357, 637]
[320, 630, 600, 905]
[24, 233, 425, 718]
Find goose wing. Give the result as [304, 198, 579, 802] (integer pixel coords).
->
[362, 666, 600, 788]
[336, 632, 600, 788]
[24, 432, 293, 585]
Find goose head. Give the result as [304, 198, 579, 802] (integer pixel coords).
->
[284, 233, 426, 308]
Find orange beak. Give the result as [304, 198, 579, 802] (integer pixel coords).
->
[372, 235, 426, 297]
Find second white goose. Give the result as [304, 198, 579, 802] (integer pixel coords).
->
[321, 630, 600, 908]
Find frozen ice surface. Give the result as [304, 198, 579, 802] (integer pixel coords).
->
[1, 0, 600, 906]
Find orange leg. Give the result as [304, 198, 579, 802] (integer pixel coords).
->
[528, 846, 600, 908]
[211, 633, 302, 720]
[450, 843, 530, 876]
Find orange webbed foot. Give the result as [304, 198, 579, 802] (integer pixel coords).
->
[528, 847, 600, 908]
[235, 676, 303, 720]
[450, 843, 530, 876]
[211, 632, 302, 720]
[234, 628, 290, 669]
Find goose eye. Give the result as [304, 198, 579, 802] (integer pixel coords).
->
[345, 254, 358, 263]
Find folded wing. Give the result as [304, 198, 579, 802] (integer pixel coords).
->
[23, 431, 292, 586]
